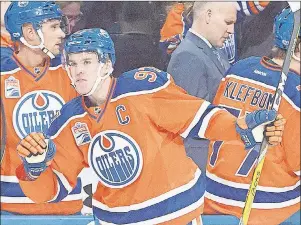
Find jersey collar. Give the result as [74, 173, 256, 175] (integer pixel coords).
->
[82, 77, 117, 122]
[261, 56, 300, 75]
[12, 53, 50, 81]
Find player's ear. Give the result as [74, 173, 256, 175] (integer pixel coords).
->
[205, 9, 212, 24]
[292, 39, 300, 62]
[22, 23, 40, 44]
[104, 58, 113, 76]
[296, 41, 300, 55]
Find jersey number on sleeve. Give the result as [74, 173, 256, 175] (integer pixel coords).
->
[134, 71, 157, 82]
[209, 106, 258, 177]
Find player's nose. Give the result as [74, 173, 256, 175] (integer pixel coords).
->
[58, 28, 66, 39]
[227, 24, 235, 34]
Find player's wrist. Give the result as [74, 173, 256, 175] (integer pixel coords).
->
[23, 160, 47, 181]
[236, 109, 277, 150]
[16, 164, 37, 181]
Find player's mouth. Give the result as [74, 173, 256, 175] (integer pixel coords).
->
[55, 42, 62, 47]
[76, 78, 87, 83]
[221, 37, 228, 43]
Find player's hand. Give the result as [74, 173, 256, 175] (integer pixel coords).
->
[264, 114, 286, 146]
[17, 132, 47, 157]
[17, 132, 56, 180]
[236, 109, 285, 150]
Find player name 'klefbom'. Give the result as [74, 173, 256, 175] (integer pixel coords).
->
[223, 81, 274, 109]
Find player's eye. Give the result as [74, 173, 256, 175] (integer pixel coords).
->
[68, 62, 76, 67]
[51, 24, 60, 30]
[225, 20, 234, 25]
[84, 60, 91, 65]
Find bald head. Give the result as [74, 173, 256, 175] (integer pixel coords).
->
[191, 1, 237, 47]
[193, 2, 237, 20]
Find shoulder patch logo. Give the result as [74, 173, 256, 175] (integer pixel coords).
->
[72, 122, 92, 146]
[5, 76, 21, 98]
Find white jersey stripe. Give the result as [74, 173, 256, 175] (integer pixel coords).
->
[181, 102, 210, 138]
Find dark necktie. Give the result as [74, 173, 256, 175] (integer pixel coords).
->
[212, 48, 226, 70]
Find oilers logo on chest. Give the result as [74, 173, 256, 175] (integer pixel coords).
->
[88, 130, 143, 188]
[13, 90, 65, 138]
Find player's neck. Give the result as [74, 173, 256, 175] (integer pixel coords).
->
[88, 76, 112, 106]
[272, 57, 300, 75]
[16, 45, 48, 67]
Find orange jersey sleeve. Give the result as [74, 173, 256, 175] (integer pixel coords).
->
[160, 3, 185, 41]
[144, 77, 238, 142]
[17, 132, 86, 204]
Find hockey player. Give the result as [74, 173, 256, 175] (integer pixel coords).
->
[1, 1, 82, 215]
[204, 6, 300, 225]
[16, 28, 285, 225]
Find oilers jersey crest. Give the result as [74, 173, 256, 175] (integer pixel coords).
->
[13, 90, 64, 138]
[18, 67, 243, 224]
[88, 130, 143, 189]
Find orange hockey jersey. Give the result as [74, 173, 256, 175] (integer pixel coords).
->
[204, 57, 300, 225]
[17, 67, 241, 224]
[0, 52, 83, 214]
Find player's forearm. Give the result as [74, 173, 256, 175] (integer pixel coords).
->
[205, 109, 240, 141]
[16, 165, 58, 203]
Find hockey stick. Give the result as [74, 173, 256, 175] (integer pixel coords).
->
[0, 97, 7, 165]
[239, 4, 300, 225]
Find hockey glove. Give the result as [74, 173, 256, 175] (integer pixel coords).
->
[236, 109, 277, 150]
[22, 138, 56, 181]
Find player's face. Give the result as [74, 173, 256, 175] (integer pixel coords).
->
[68, 52, 101, 95]
[208, 3, 237, 48]
[41, 19, 66, 56]
[61, 2, 82, 32]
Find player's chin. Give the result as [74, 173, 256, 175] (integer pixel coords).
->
[51, 46, 61, 55]
[75, 85, 90, 95]
[216, 40, 225, 48]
